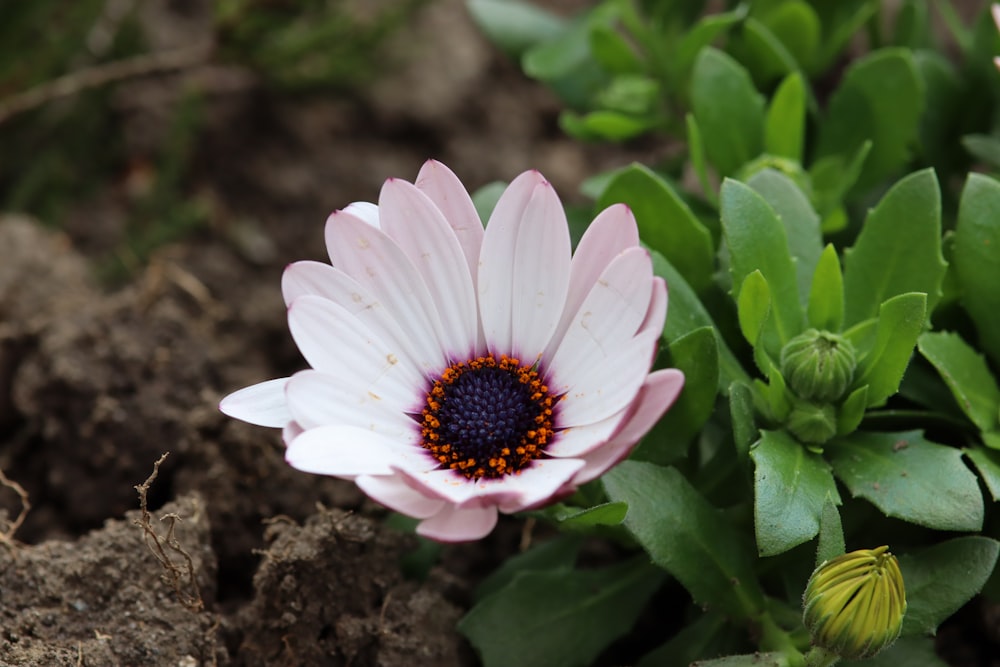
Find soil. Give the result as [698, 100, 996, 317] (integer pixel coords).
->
[0, 1, 996, 666]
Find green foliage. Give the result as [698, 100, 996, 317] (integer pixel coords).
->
[953, 174, 1000, 365]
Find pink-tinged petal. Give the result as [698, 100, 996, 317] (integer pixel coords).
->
[356, 474, 446, 519]
[547, 248, 654, 394]
[571, 368, 685, 485]
[993, 3, 1000, 30]
[546, 412, 626, 458]
[282, 420, 305, 446]
[378, 179, 478, 357]
[285, 369, 419, 434]
[288, 295, 424, 411]
[478, 170, 548, 354]
[281, 262, 426, 373]
[544, 204, 640, 361]
[637, 277, 668, 338]
[397, 468, 483, 506]
[219, 378, 291, 427]
[609, 368, 685, 446]
[325, 210, 447, 373]
[510, 182, 572, 360]
[557, 329, 660, 427]
[415, 160, 484, 286]
[344, 201, 380, 228]
[416, 504, 498, 542]
[286, 425, 436, 478]
[487, 458, 585, 513]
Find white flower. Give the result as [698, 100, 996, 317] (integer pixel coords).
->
[221, 161, 684, 542]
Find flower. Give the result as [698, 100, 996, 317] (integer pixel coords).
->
[220, 160, 684, 542]
[803, 546, 907, 660]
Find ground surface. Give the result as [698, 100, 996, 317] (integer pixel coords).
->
[0, 1, 997, 666]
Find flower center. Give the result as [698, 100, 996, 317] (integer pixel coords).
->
[420, 355, 555, 480]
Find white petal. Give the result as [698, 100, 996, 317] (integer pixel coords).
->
[285, 369, 419, 434]
[281, 261, 427, 374]
[344, 201, 380, 228]
[546, 412, 626, 458]
[509, 181, 572, 360]
[571, 368, 685, 485]
[219, 378, 291, 427]
[545, 204, 640, 361]
[416, 504, 498, 542]
[287, 295, 424, 411]
[378, 178, 478, 358]
[324, 209, 447, 373]
[283, 420, 305, 445]
[557, 330, 659, 427]
[478, 170, 547, 355]
[356, 474, 445, 519]
[286, 425, 436, 478]
[548, 248, 654, 394]
[415, 160, 484, 288]
[637, 277, 668, 338]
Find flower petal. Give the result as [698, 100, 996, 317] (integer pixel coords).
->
[378, 178, 478, 358]
[325, 209, 447, 373]
[572, 368, 685, 485]
[478, 170, 548, 355]
[344, 201, 380, 228]
[286, 424, 436, 477]
[285, 369, 419, 435]
[416, 504, 498, 542]
[637, 277, 668, 337]
[219, 378, 291, 427]
[544, 204, 640, 361]
[546, 412, 626, 458]
[287, 295, 424, 411]
[548, 247, 654, 394]
[557, 329, 659, 427]
[356, 474, 445, 519]
[415, 160, 484, 287]
[283, 420, 305, 445]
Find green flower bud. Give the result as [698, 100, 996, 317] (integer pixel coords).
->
[803, 546, 907, 661]
[780, 329, 857, 403]
[786, 401, 837, 446]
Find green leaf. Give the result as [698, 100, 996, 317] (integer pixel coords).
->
[751, 430, 841, 556]
[807, 244, 845, 332]
[835, 384, 868, 436]
[918, 331, 1000, 434]
[961, 134, 1000, 168]
[602, 461, 765, 618]
[855, 292, 927, 407]
[589, 24, 642, 74]
[760, 1, 821, 71]
[898, 536, 1000, 636]
[691, 654, 789, 667]
[474, 534, 581, 601]
[472, 181, 506, 224]
[560, 109, 656, 141]
[459, 558, 665, 667]
[816, 496, 845, 566]
[965, 447, 1000, 501]
[842, 169, 945, 325]
[635, 328, 719, 464]
[547, 502, 628, 529]
[728, 17, 799, 86]
[737, 270, 771, 346]
[721, 178, 804, 358]
[651, 250, 750, 390]
[686, 113, 716, 205]
[672, 11, 743, 82]
[764, 72, 807, 161]
[827, 431, 984, 532]
[690, 47, 765, 176]
[467, 0, 566, 58]
[953, 173, 1000, 365]
[815, 48, 923, 191]
[730, 382, 758, 462]
[811, 0, 879, 72]
[638, 611, 741, 667]
[598, 164, 714, 292]
[746, 168, 823, 308]
[840, 636, 948, 667]
[809, 140, 871, 217]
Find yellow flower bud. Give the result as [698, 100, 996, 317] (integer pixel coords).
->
[802, 546, 906, 660]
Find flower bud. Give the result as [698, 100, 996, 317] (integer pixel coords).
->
[780, 329, 857, 403]
[803, 546, 906, 661]
[786, 401, 837, 446]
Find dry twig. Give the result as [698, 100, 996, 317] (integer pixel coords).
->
[134, 452, 204, 612]
[0, 467, 30, 551]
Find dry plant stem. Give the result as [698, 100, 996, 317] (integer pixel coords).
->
[0, 467, 30, 550]
[134, 452, 204, 612]
[0, 41, 213, 125]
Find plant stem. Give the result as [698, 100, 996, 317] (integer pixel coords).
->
[803, 646, 840, 667]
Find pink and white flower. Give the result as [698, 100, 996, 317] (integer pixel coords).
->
[220, 161, 684, 542]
